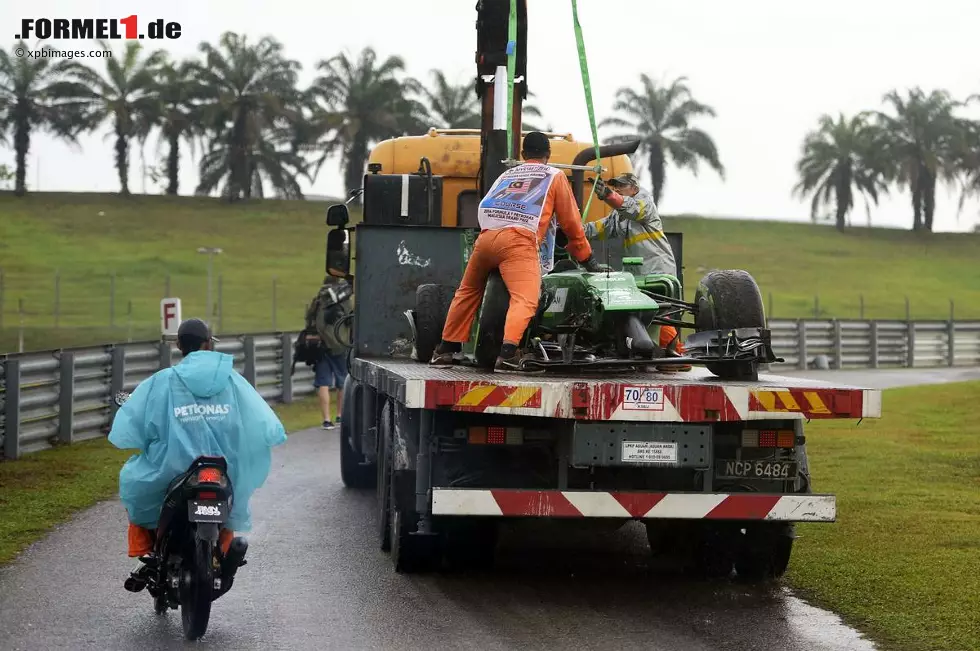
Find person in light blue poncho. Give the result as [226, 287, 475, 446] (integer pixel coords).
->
[108, 318, 287, 567]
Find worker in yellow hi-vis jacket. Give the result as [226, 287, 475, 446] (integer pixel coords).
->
[586, 172, 689, 370]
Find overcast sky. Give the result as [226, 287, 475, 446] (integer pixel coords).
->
[3, 0, 979, 232]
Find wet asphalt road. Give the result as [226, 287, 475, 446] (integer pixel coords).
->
[4, 368, 969, 650]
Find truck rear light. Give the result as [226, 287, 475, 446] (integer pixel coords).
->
[468, 427, 487, 444]
[741, 429, 794, 448]
[466, 425, 524, 445]
[488, 426, 505, 444]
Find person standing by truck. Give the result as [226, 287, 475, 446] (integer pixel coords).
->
[587, 172, 690, 369]
[430, 131, 603, 371]
[293, 275, 353, 428]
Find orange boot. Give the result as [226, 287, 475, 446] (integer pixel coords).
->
[657, 326, 692, 372]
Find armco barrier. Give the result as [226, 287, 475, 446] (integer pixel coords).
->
[1, 320, 979, 460]
[1, 332, 316, 460]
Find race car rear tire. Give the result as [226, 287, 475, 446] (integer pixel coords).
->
[414, 284, 455, 363]
[694, 270, 766, 381]
[474, 270, 509, 369]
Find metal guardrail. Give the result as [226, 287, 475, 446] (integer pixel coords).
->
[767, 319, 980, 370]
[1, 332, 315, 460]
[2, 320, 979, 460]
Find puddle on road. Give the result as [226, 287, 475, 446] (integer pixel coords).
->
[781, 588, 877, 651]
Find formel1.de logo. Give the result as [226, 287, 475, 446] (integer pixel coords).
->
[16, 16, 182, 40]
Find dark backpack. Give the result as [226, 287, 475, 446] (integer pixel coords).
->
[292, 280, 353, 372]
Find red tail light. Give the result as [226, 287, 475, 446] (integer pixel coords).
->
[198, 491, 218, 500]
[487, 426, 506, 445]
[197, 468, 222, 484]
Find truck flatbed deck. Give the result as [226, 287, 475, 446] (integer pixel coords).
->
[351, 357, 882, 422]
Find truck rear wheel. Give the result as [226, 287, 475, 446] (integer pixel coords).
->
[376, 400, 393, 551]
[340, 378, 376, 489]
[733, 523, 795, 582]
[390, 507, 440, 574]
[474, 270, 509, 369]
[414, 284, 455, 363]
[694, 269, 767, 381]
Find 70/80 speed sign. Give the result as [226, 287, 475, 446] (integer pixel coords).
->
[621, 386, 665, 411]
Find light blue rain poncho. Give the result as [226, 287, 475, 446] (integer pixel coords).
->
[108, 350, 287, 532]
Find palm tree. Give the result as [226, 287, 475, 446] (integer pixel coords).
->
[875, 88, 967, 232]
[600, 74, 724, 205]
[793, 113, 890, 231]
[953, 115, 980, 222]
[418, 69, 545, 131]
[191, 32, 307, 200]
[62, 40, 166, 195]
[0, 42, 91, 195]
[419, 70, 480, 129]
[148, 58, 207, 195]
[310, 47, 425, 195]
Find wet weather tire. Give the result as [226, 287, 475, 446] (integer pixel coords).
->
[474, 270, 509, 369]
[414, 284, 455, 363]
[694, 269, 767, 381]
[734, 524, 795, 582]
[181, 538, 214, 641]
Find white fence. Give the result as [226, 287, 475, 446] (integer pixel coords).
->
[2, 320, 979, 460]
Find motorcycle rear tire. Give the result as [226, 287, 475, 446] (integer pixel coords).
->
[181, 537, 215, 640]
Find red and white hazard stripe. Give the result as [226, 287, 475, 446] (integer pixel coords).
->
[431, 488, 835, 522]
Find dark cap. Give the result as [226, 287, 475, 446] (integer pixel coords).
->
[607, 172, 639, 188]
[522, 131, 551, 157]
[177, 318, 219, 343]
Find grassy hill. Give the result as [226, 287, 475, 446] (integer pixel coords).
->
[1, 191, 978, 353]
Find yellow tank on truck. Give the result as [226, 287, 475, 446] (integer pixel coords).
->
[367, 128, 635, 227]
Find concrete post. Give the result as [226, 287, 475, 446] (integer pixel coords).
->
[159, 341, 172, 369]
[833, 320, 843, 370]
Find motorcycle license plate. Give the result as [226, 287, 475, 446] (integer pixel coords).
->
[716, 460, 798, 480]
[188, 500, 228, 523]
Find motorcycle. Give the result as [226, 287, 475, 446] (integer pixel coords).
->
[114, 391, 249, 640]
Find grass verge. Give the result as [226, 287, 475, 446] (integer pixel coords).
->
[2, 192, 980, 353]
[0, 395, 325, 566]
[790, 381, 980, 651]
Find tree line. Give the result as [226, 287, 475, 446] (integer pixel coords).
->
[1, 32, 977, 233]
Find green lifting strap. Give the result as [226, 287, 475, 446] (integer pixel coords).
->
[506, 0, 518, 161]
[571, 0, 602, 221]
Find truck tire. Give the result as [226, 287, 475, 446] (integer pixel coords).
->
[694, 269, 767, 381]
[390, 505, 440, 574]
[340, 378, 375, 489]
[414, 284, 455, 363]
[474, 270, 509, 369]
[377, 400, 393, 551]
[734, 523, 795, 582]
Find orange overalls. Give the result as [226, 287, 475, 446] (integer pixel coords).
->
[441, 162, 593, 346]
[128, 523, 234, 557]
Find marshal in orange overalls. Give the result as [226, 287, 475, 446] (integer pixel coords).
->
[431, 132, 599, 370]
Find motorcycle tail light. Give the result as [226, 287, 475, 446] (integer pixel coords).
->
[197, 468, 223, 484]
[198, 491, 218, 500]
